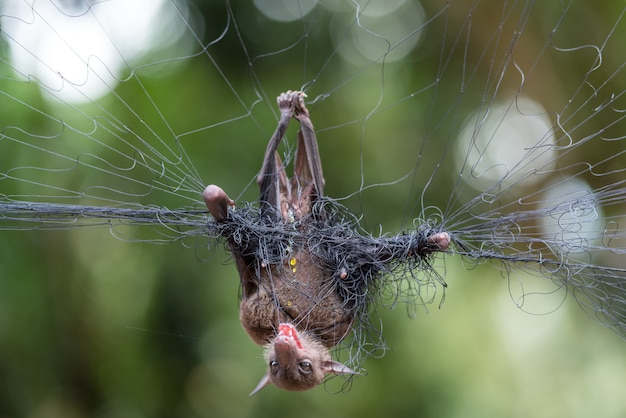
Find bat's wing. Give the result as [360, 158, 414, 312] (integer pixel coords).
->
[291, 108, 325, 219]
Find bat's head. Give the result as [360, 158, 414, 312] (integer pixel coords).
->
[250, 323, 356, 395]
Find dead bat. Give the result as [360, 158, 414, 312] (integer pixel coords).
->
[204, 91, 449, 394]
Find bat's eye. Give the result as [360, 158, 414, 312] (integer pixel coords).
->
[298, 361, 312, 374]
[270, 360, 279, 374]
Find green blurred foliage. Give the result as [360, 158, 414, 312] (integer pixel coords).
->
[0, 1, 625, 417]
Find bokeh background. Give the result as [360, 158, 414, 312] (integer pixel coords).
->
[1, 1, 625, 417]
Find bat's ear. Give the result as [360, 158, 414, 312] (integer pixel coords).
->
[249, 371, 271, 396]
[322, 360, 358, 376]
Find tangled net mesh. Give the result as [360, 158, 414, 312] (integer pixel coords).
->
[207, 195, 450, 386]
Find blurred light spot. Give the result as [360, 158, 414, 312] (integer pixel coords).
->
[539, 179, 604, 255]
[328, 0, 425, 65]
[253, 0, 318, 22]
[1, 0, 194, 104]
[355, 0, 407, 16]
[455, 95, 556, 193]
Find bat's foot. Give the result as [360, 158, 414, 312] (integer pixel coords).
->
[277, 90, 308, 118]
[203, 184, 235, 221]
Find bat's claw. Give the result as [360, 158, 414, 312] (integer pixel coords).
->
[277, 90, 308, 118]
[426, 231, 450, 251]
[203, 184, 235, 222]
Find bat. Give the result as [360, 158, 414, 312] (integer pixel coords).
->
[204, 91, 451, 394]
[204, 91, 359, 394]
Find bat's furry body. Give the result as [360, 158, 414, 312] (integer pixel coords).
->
[237, 247, 354, 349]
